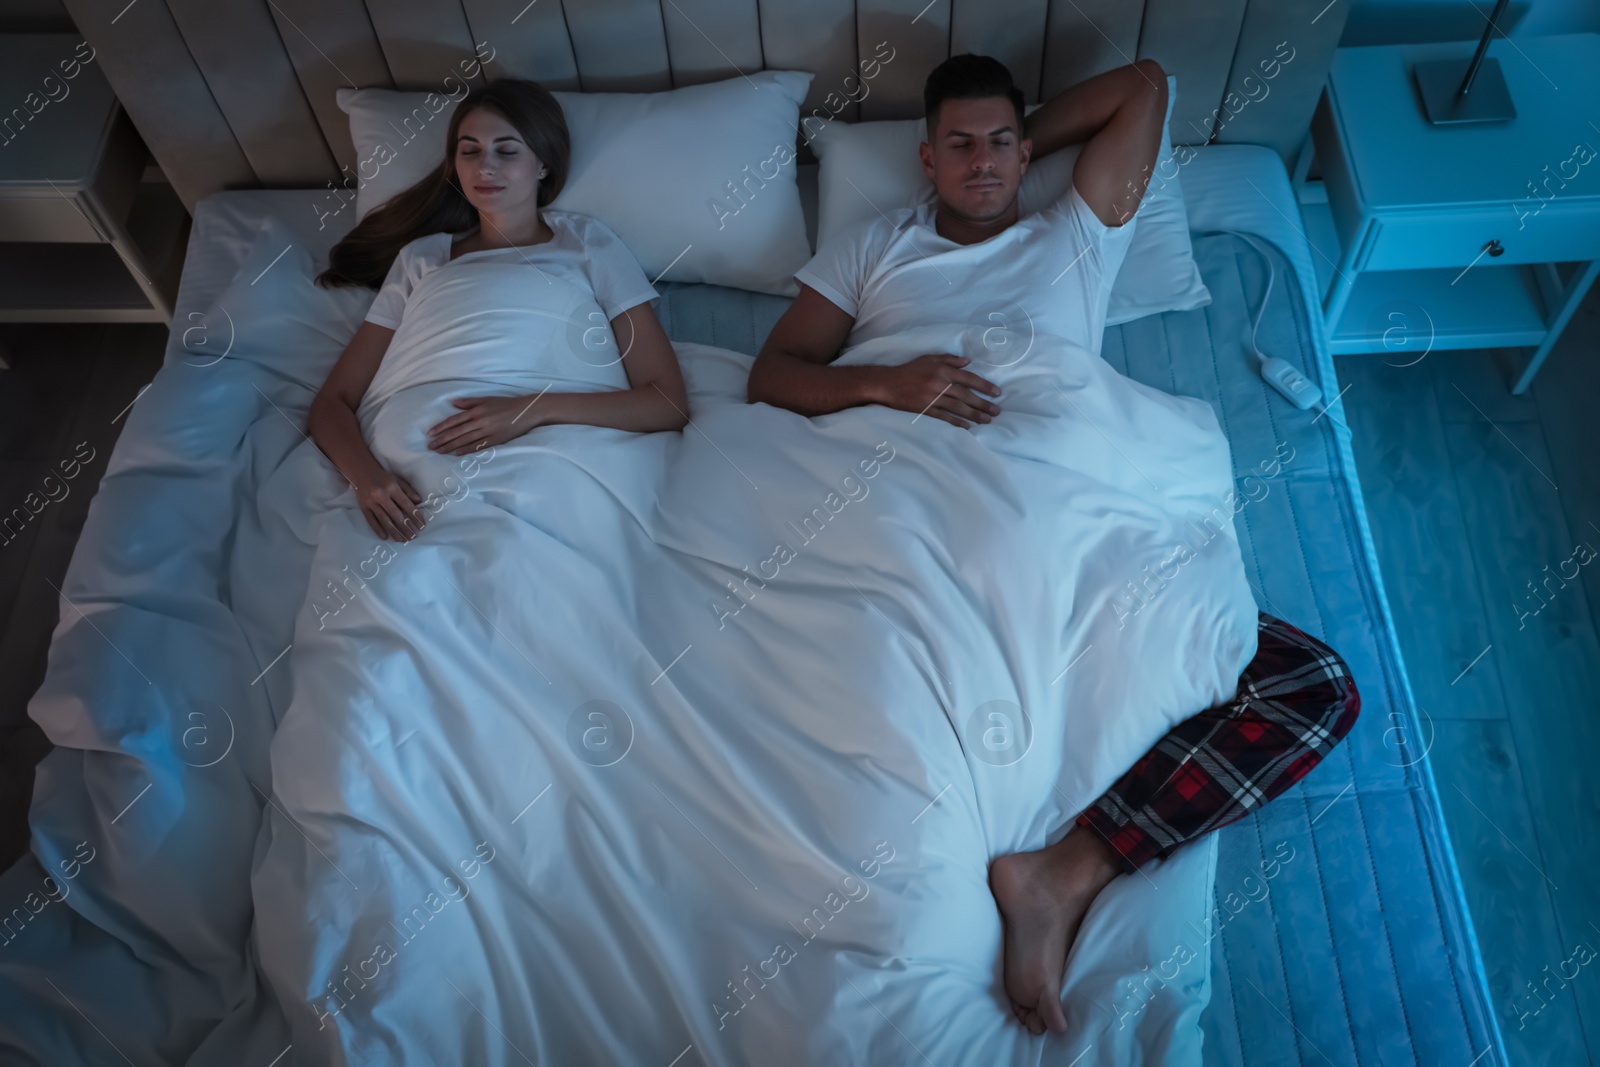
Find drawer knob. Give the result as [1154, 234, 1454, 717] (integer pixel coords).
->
[1485, 239, 1504, 257]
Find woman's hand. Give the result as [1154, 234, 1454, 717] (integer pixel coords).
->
[426, 395, 540, 455]
[356, 469, 425, 541]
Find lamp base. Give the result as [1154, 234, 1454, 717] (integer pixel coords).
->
[1414, 56, 1516, 124]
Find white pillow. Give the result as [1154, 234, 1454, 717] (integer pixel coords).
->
[178, 214, 369, 391]
[808, 75, 1210, 326]
[334, 72, 815, 296]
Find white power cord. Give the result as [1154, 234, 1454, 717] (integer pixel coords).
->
[1196, 228, 1348, 431]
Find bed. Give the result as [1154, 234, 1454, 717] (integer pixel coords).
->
[2, 1, 1506, 1064]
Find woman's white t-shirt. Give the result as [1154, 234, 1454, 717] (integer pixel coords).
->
[364, 210, 656, 332]
[357, 210, 658, 419]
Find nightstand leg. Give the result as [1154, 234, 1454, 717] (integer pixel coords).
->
[1319, 214, 1371, 333]
[1511, 258, 1600, 395]
[1290, 130, 1315, 195]
[1322, 244, 1361, 333]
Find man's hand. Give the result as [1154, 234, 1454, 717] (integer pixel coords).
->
[356, 469, 425, 542]
[869, 354, 1002, 430]
[426, 395, 540, 455]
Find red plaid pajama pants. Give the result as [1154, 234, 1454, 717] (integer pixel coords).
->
[1076, 612, 1361, 873]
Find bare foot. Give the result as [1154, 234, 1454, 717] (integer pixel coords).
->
[988, 829, 1123, 1035]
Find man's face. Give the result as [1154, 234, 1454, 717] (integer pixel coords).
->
[919, 96, 1032, 226]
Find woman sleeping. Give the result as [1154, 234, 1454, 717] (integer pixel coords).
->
[311, 77, 687, 541]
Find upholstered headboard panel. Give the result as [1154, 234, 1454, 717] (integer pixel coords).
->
[60, 0, 1351, 215]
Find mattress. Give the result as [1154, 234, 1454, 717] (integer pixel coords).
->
[0, 145, 1503, 1066]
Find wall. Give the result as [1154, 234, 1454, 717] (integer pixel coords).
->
[0, 0, 74, 34]
[1341, 0, 1598, 46]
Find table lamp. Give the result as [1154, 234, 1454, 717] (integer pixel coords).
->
[1413, 0, 1516, 124]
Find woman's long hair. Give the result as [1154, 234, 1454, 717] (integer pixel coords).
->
[315, 78, 571, 290]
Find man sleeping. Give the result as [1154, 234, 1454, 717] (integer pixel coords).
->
[748, 53, 1362, 1036]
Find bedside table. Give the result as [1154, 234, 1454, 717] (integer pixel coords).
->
[1292, 32, 1600, 394]
[0, 34, 188, 327]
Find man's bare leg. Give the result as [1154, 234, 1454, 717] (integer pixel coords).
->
[987, 614, 1361, 1036]
[988, 828, 1123, 1035]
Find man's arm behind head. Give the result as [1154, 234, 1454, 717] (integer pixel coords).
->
[1027, 58, 1168, 228]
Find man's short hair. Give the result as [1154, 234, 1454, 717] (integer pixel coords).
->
[923, 54, 1026, 138]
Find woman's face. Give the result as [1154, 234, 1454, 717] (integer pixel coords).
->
[453, 107, 545, 218]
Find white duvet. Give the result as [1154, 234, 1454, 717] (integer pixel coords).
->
[2, 247, 1257, 1066]
[232, 292, 1254, 1063]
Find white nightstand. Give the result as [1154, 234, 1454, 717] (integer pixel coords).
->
[1292, 33, 1600, 393]
[0, 34, 188, 328]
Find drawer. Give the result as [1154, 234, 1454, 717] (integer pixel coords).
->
[0, 109, 143, 243]
[1363, 201, 1600, 272]
[0, 194, 106, 242]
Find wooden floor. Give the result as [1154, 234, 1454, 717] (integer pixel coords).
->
[1337, 285, 1600, 1066]
[0, 290, 1597, 1062]
[0, 323, 166, 874]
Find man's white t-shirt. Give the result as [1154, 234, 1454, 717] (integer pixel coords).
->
[363, 209, 657, 332]
[795, 182, 1137, 358]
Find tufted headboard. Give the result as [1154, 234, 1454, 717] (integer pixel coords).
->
[59, 0, 1351, 215]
